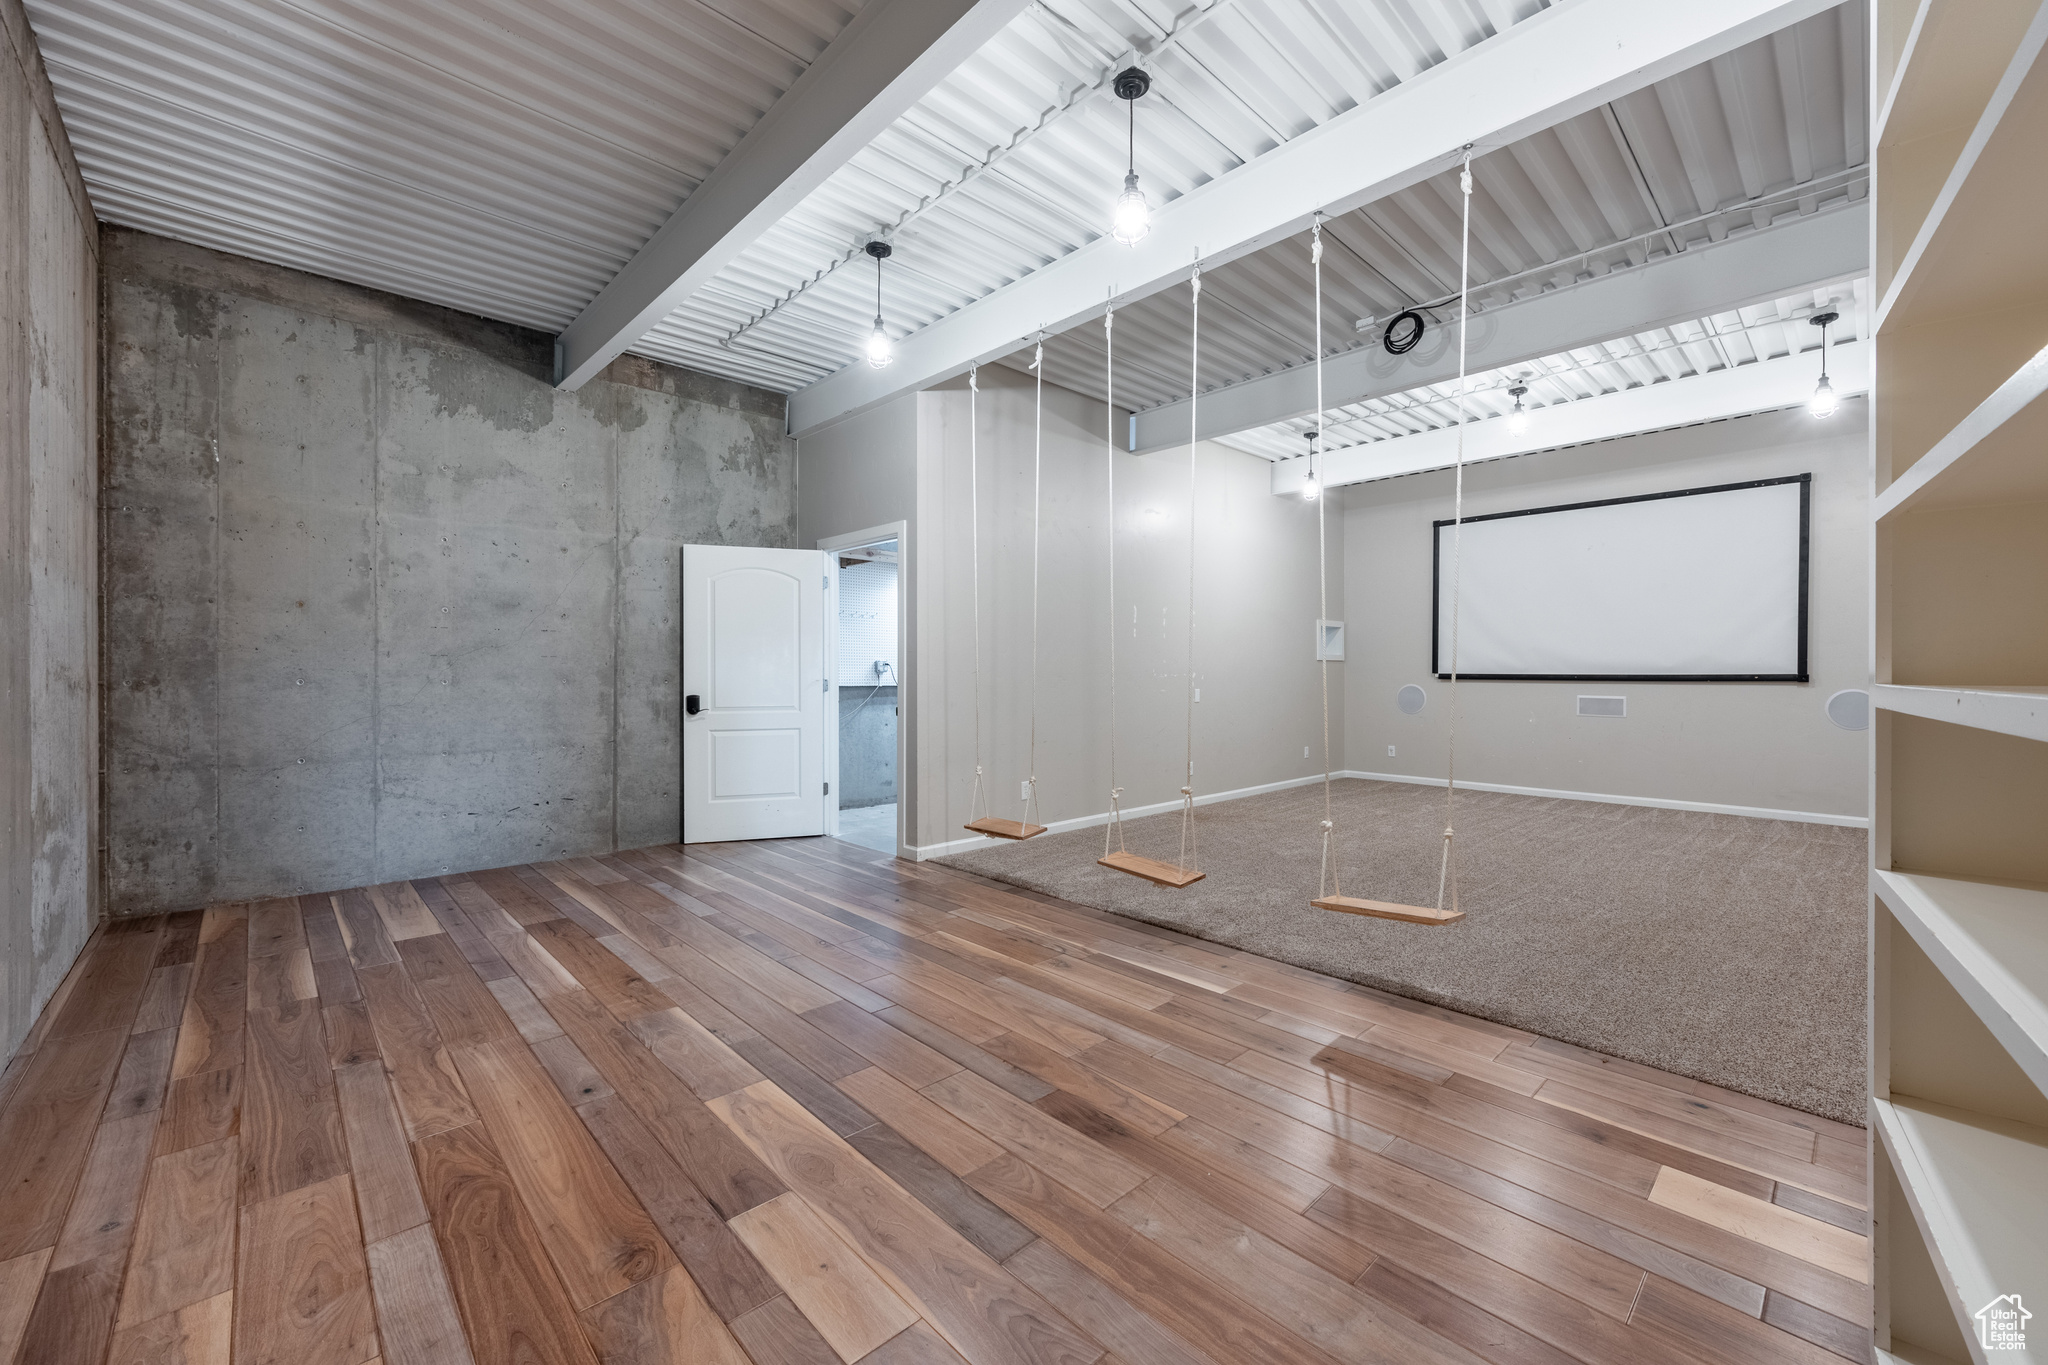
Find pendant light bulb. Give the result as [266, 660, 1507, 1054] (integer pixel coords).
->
[863, 239, 895, 369]
[1302, 432, 1320, 500]
[1807, 309, 1839, 419]
[1808, 375, 1836, 418]
[1111, 67, 1153, 247]
[1112, 173, 1151, 246]
[1506, 384, 1530, 435]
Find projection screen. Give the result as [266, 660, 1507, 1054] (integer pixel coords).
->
[1432, 475, 1809, 681]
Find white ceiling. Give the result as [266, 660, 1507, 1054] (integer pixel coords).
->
[1000, 1, 1867, 429]
[27, 0, 1866, 447]
[25, 0, 860, 330]
[1221, 279, 1869, 462]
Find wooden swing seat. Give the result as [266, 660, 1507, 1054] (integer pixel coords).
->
[964, 817, 1046, 841]
[1099, 851, 1205, 888]
[1312, 895, 1464, 925]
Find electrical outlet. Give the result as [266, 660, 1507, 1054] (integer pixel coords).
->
[1019, 780, 1030, 801]
[1387, 745, 1396, 757]
[1194, 688, 1201, 702]
[1303, 745, 1310, 759]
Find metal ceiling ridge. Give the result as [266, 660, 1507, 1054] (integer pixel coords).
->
[1377, 160, 1868, 318]
[715, 0, 1254, 353]
[1122, 177, 1869, 417]
[1227, 278, 1871, 458]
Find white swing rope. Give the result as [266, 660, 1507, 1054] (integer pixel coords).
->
[1024, 335, 1045, 829]
[1103, 305, 1128, 860]
[1436, 152, 1475, 917]
[966, 366, 991, 827]
[1178, 265, 1200, 876]
[1312, 216, 1338, 901]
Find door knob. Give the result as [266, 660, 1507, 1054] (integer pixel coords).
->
[685, 694, 700, 715]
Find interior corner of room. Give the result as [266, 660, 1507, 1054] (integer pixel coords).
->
[4, 0, 2045, 1361]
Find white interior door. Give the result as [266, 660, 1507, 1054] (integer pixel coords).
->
[682, 545, 829, 843]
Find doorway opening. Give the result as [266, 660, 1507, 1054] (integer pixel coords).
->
[824, 527, 904, 855]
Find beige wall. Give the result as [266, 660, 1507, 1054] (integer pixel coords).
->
[1341, 404, 1870, 821]
[798, 395, 920, 841]
[914, 366, 1344, 855]
[2, 0, 98, 1055]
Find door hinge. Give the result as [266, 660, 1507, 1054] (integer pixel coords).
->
[823, 575, 829, 590]
[824, 781, 830, 795]
[822, 678, 829, 692]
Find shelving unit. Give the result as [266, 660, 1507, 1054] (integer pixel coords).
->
[1870, 2, 2048, 1360]
[1870, 686, 2048, 744]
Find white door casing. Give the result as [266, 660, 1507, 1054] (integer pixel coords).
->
[682, 545, 830, 842]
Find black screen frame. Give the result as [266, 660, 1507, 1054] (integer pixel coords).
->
[1430, 473, 1811, 683]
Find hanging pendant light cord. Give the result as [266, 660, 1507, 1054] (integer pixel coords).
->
[1024, 337, 1044, 829]
[967, 367, 989, 826]
[1104, 306, 1127, 859]
[1437, 153, 1474, 918]
[1179, 265, 1200, 876]
[1312, 217, 1338, 902]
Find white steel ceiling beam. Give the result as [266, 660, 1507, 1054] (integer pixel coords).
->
[1132, 199, 1867, 452]
[1268, 338, 1870, 494]
[552, 0, 1031, 391]
[784, 0, 1841, 438]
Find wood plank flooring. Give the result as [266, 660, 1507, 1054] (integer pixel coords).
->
[0, 836, 1872, 1365]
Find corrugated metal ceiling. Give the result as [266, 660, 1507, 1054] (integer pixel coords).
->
[1217, 279, 1869, 463]
[638, 0, 1568, 390]
[997, 2, 1869, 430]
[27, 0, 859, 331]
[27, 0, 1866, 444]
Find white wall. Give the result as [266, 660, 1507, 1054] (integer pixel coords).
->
[1341, 404, 1869, 822]
[836, 560, 898, 687]
[913, 366, 1344, 855]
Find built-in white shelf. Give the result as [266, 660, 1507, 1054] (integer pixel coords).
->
[1871, 1096, 2048, 1365]
[1878, 1348, 1968, 1365]
[1871, 0, 2044, 297]
[1875, 3, 2048, 332]
[1872, 684, 2048, 744]
[1874, 869, 2048, 1101]
[1876, 342, 2048, 517]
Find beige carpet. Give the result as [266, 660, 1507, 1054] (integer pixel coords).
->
[940, 778, 1866, 1125]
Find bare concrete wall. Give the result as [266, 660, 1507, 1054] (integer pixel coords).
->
[2, 0, 98, 1055]
[102, 228, 794, 913]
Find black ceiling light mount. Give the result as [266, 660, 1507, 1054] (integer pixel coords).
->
[1111, 66, 1152, 246]
[864, 239, 894, 369]
[1807, 309, 1839, 417]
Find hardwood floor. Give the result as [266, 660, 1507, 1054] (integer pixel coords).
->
[0, 836, 1872, 1365]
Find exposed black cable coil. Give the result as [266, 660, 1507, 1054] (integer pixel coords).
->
[1382, 309, 1424, 355]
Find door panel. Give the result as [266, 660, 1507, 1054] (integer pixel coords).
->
[683, 546, 828, 842]
[712, 570, 801, 709]
[710, 729, 801, 799]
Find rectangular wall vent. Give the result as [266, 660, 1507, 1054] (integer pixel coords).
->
[1577, 695, 1626, 718]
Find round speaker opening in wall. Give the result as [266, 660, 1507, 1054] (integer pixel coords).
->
[1825, 688, 1870, 731]
[1396, 684, 1427, 715]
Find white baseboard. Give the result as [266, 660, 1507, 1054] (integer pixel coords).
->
[908, 769, 1864, 858]
[1338, 770, 1868, 828]
[907, 772, 1335, 860]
